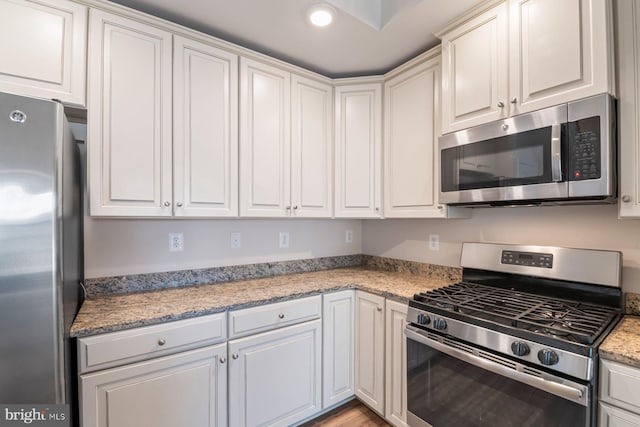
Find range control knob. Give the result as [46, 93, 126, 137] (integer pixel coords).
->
[433, 318, 447, 331]
[416, 313, 430, 326]
[510, 341, 530, 357]
[537, 349, 560, 366]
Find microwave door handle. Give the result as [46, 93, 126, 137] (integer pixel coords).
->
[551, 123, 562, 182]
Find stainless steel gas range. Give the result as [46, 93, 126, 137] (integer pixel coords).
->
[405, 243, 622, 427]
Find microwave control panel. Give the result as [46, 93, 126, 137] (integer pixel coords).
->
[568, 116, 601, 181]
[501, 251, 553, 269]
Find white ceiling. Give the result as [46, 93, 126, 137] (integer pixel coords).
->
[108, 0, 484, 78]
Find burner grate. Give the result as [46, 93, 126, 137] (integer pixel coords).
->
[414, 282, 619, 345]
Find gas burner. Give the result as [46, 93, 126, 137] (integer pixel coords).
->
[414, 281, 620, 346]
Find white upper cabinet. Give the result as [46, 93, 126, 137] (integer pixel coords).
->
[334, 83, 383, 218]
[0, 0, 87, 106]
[291, 75, 333, 218]
[87, 9, 173, 216]
[384, 53, 466, 219]
[239, 58, 291, 217]
[616, 0, 640, 217]
[439, 0, 613, 133]
[440, 2, 509, 134]
[509, 0, 614, 115]
[173, 35, 239, 217]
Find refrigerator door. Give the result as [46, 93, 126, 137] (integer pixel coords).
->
[0, 92, 65, 403]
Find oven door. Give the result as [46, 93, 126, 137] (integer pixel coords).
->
[439, 103, 568, 205]
[405, 326, 593, 427]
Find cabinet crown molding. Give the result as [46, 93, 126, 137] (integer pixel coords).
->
[435, 0, 506, 38]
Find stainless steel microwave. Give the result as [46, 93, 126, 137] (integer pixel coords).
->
[439, 94, 616, 206]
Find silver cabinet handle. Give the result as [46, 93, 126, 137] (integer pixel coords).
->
[163, 201, 170, 207]
[502, 124, 509, 131]
[377, 307, 382, 312]
[220, 357, 226, 364]
[278, 313, 285, 319]
[497, 101, 505, 108]
[176, 202, 183, 207]
[511, 97, 518, 104]
[232, 353, 239, 360]
[158, 339, 166, 346]
[293, 206, 298, 210]
[622, 195, 631, 203]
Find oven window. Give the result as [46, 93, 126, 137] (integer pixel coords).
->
[441, 127, 554, 192]
[407, 338, 587, 427]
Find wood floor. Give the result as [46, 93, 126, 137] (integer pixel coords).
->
[300, 399, 392, 427]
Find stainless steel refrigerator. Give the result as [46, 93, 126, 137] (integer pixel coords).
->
[0, 91, 82, 405]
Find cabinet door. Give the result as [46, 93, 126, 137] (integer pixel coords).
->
[384, 57, 443, 218]
[228, 320, 322, 427]
[615, 0, 640, 217]
[80, 344, 227, 427]
[87, 10, 173, 216]
[291, 74, 333, 218]
[509, 0, 613, 115]
[598, 402, 640, 427]
[173, 35, 238, 217]
[334, 84, 382, 218]
[239, 58, 291, 217]
[0, 0, 87, 106]
[440, 2, 508, 134]
[322, 290, 355, 408]
[385, 299, 408, 427]
[355, 291, 385, 416]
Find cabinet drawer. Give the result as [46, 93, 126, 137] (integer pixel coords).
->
[78, 312, 226, 373]
[600, 359, 640, 413]
[228, 295, 321, 339]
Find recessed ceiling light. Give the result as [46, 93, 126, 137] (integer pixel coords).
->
[308, 4, 335, 27]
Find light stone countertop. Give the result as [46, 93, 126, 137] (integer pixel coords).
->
[600, 316, 640, 369]
[71, 267, 453, 338]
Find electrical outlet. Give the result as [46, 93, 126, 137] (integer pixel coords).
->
[429, 234, 440, 251]
[231, 232, 241, 249]
[345, 229, 353, 243]
[279, 232, 290, 249]
[169, 233, 184, 252]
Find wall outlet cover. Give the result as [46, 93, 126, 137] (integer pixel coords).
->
[169, 233, 184, 252]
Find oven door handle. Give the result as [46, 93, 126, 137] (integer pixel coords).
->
[405, 326, 588, 406]
[551, 123, 563, 182]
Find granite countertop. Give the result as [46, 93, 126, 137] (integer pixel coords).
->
[71, 267, 453, 338]
[600, 316, 640, 369]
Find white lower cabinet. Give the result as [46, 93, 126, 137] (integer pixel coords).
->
[599, 359, 640, 426]
[80, 343, 228, 427]
[322, 290, 355, 408]
[355, 291, 385, 415]
[78, 292, 410, 427]
[385, 299, 408, 427]
[599, 402, 640, 427]
[228, 319, 322, 427]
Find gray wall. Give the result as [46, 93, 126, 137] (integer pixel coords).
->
[85, 218, 362, 278]
[362, 204, 640, 293]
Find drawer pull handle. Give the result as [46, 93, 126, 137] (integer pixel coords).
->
[232, 353, 239, 360]
[220, 357, 226, 364]
[278, 313, 285, 319]
[158, 339, 166, 346]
